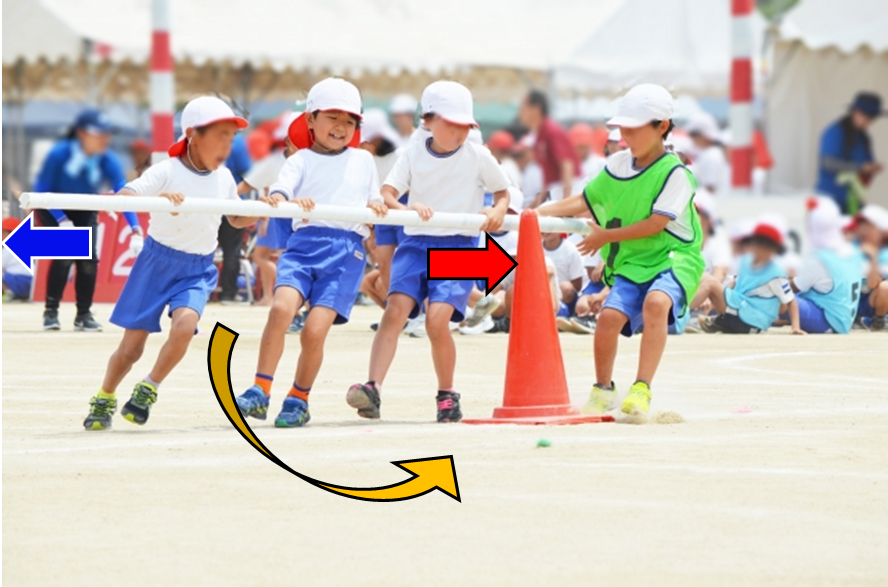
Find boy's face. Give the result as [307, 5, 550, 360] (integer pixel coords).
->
[542, 232, 562, 249]
[575, 143, 590, 161]
[77, 130, 110, 156]
[619, 123, 663, 158]
[392, 113, 414, 136]
[307, 110, 357, 152]
[749, 241, 777, 264]
[427, 116, 471, 152]
[190, 121, 238, 170]
[856, 220, 881, 245]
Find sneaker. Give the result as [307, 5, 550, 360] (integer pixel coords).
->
[570, 315, 597, 334]
[288, 313, 305, 334]
[622, 381, 652, 415]
[582, 382, 617, 414]
[465, 295, 501, 328]
[346, 382, 381, 419]
[121, 381, 158, 425]
[83, 393, 117, 431]
[274, 396, 311, 428]
[698, 314, 724, 333]
[459, 315, 494, 335]
[236, 385, 270, 420]
[43, 310, 61, 331]
[872, 315, 886, 332]
[489, 316, 510, 334]
[74, 312, 103, 332]
[556, 316, 575, 333]
[436, 391, 462, 423]
[404, 315, 427, 338]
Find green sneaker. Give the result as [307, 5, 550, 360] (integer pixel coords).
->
[582, 382, 617, 414]
[622, 381, 652, 415]
[121, 382, 158, 425]
[83, 393, 118, 430]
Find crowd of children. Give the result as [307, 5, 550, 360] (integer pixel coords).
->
[4, 76, 887, 431]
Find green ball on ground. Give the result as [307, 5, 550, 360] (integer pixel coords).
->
[536, 438, 551, 448]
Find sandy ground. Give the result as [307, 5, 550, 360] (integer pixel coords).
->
[2, 301, 887, 586]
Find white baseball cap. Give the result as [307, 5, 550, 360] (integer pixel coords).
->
[855, 204, 888, 232]
[359, 108, 401, 146]
[273, 111, 300, 142]
[693, 188, 716, 219]
[686, 112, 722, 143]
[389, 94, 418, 115]
[606, 84, 674, 128]
[168, 96, 248, 156]
[421, 81, 478, 127]
[306, 78, 363, 119]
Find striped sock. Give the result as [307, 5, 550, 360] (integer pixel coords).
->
[254, 373, 273, 396]
[288, 383, 310, 402]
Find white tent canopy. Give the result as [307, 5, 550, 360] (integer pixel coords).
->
[766, 0, 888, 206]
[552, 0, 768, 96]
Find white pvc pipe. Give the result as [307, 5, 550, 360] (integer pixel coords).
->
[20, 193, 593, 235]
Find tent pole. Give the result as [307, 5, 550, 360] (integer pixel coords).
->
[730, 0, 755, 195]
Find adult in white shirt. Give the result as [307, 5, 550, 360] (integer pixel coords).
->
[686, 112, 729, 195]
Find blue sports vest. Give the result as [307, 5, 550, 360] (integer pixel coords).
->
[724, 254, 788, 331]
[799, 249, 862, 334]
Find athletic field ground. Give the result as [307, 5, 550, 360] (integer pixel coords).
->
[3, 302, 887, 586]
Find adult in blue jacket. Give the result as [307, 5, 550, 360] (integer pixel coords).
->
[33, 108, 143, 331]
[816, 92, 884, 214]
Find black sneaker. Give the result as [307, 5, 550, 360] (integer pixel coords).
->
[346, 382, 381, 419]
[121, 381, 158, 425]
[872, 315, 886, 332]
[489, 316, 510, 334]
[74, 312, 103, 332]
[436, 391, 462, 423]
[43, 310, 61, 331]
[83, 394, 118, 431]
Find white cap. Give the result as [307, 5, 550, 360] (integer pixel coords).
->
[607, 84, 674, 128]
[729, 218, 757, 242]
[389, 94, 418, 115]
[686, 112, 721, 143]
[359, 108, 400, 146]
[273, 111, 300, 141]
[306, 78, 363, 119]
[607, 128, 621, 142]
[858, 204, 888, 232]
[169, 96, 248, 156]
[421, 81, 478, 127]
[807, 196, 848, 252]
[693, 188, 716, 219]
[666, 132, 695, 156]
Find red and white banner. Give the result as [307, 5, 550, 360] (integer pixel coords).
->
[32, 212, 149, 303]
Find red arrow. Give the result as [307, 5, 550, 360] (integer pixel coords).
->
[427, 233, 518, 295]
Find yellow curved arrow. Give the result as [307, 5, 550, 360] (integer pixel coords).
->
[207, 322, 460, 503]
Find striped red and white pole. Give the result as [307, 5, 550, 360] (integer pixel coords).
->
[730, 0, 754, 194]
[150, 0, 174, 161]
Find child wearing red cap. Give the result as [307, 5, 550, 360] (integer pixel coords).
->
[235, 78, 388, 428]
[2, 217, 32, 301]
[83, 96, 262, 431]
[696, 218, 803, 334]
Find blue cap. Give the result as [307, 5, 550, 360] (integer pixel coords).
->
[74, 108, 114, 134]
[851, 92, 884, 118]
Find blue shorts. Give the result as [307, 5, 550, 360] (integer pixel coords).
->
[3, 272, 31, 298]
[276, 226, 366, 324]
[857, 293, 874, 318]
[603, 271, 686, 338]
[375, 224, 404, 247]
[581, 280, 606, 296]
[781, 296, 833, 333]
[255, 217, 292, 250]
[390, 234, 478, 322]
[110, 237, 217, 333]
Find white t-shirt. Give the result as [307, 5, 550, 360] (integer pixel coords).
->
[703, 228, 732, 273]
[3, 247, 30, 276]
[500, 158, 523, 190]
[794, 256, 834, 294]
[270, 148, 382, 238]
[690, 146, 729, 195]
[520, 163, 544, 209]
[604, 151, 696, 242]
[243, 151, 287, 191]
[123, 158, 239, 255]
[488, 230, 519, 255]
[374, 149, 402, 189]
[581, 154, 606, 183]
[384, 137, 510, 237]
[543, 238, 585, 284]
[744, 274, 795, 304]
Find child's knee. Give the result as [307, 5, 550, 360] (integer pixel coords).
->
[597, 309, 625, 333]
[118, 342, 144, 364]
[643, 292, 673, 318]
[170, 313, 198, 340]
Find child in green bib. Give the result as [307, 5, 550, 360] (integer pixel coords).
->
[539, 84, 704, 416]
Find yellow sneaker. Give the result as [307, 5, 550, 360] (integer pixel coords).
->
[582, 383, 617, 414]
[622, 381, 651, 415]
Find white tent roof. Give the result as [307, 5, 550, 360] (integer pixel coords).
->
[1, 0, 82, 65]
[553, 0, 767, 95]
[777, 0, 888, 53]
[3, 0, 623, 73]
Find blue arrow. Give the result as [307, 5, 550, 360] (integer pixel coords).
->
[2, 213, 92, 275]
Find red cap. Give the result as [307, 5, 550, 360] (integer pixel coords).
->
[752, 223, 784, 248]
[486, 130, 515, 151]
[287, 112, 362, 150]
[567, 123, 595, 147]
[2, 217, 22, 233]
[130, 139, 151, 152]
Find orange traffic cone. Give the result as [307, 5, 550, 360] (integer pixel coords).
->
[464, 210, 614, 425]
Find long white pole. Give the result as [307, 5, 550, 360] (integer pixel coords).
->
[19, 193, 593, 235]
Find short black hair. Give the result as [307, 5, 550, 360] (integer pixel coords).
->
[310, 110, 361, 128]
[742, 234, 785, 256]
[526, 90, 549, 117]
[652, 119, 675, 140]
